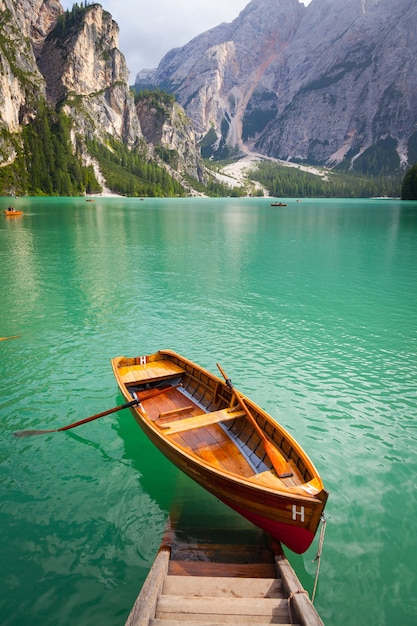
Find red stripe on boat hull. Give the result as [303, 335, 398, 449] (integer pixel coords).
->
[222, 498, 315, 554]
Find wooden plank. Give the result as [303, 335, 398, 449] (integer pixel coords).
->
[273, 544, 324, 626]
[163, 575, 283, 598]
[125, 547, 170, 626]
[156, 595, 289, 618]
[159, 405, 195, 418]
[143, 395, 185, 419]
[171, 544, 273, 564]
[151, 621, 297, 626]
[149, 615, 299, 626]
[168, 561, 276, 578]
[158, 408, 245, 435]
[247, 470, 283, 489]
[195, 439, 255, 476]
[118, 360, 185, 383]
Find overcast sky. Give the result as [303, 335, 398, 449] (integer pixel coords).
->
[60, 0, 311, 81]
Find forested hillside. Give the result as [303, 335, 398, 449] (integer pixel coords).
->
[401, 164, 417, 200]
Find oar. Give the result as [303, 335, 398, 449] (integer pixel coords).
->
[134, 382, 181, 401]
[13, 382, 182, 438]
[0, 335, 20, 341]
[216, 363, 291, 478]
[13, 398, 140, 437]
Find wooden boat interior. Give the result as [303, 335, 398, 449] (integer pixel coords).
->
[115, 353, 315, 492]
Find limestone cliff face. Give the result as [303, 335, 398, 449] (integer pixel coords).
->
[0, 0, 57, 162]
[18, 0, 62, 55]
[136, 93, 206, 182]
[1, 0, 139, 159]
[37, 4, 141, 146]
[256, 0, 417, 168]
[137, 0, 417, 170]
[141, 0, 303, 155]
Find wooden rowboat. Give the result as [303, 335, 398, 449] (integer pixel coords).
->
[111, 350, 328, 554]
[4, 207, 23, 216]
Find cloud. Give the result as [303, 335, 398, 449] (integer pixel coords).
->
[60, 0, 311, 80]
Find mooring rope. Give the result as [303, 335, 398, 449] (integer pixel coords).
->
[311, 514, 327, 603]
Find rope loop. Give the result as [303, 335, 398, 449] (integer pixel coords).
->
[287, 590, 308, 624]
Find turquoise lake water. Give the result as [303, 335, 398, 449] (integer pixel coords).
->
[1, 196, 416, 625]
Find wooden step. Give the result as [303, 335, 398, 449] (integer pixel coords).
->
[151, 621, 298, 626]
[125, 536, 322, 626]
[170, 541, 274, 563]
[163, 574, 283, 598]
[168, 560, 276, 578]
[155, 595, 290, 622]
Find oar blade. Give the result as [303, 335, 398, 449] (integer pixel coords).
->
[13, 428, 57, 438]
[264, 439, 289, 476]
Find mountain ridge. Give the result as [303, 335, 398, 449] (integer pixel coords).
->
[0, 0, 413, 198]
[136, 0, 417, 174]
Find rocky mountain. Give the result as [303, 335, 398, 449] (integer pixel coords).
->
[137, 0, 417, 174]
[135, 91, 206, 183]
[0, 0, 205, 195]
[37, 3, 141, 147]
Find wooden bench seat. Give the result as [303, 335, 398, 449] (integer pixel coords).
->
[157, 407, 246, 435]
[118, 359, 185, 384]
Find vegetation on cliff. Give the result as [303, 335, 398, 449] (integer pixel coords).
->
[86, 138, 185, 197]
[0, 102, 100, 196]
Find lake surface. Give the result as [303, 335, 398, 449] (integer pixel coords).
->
[1, 196, 416, 625]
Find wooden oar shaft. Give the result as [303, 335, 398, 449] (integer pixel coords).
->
[217, 364, 267, 441]
[216, 363, 289, 477]
[57, 398, 139, 431]
[13, 398, 139, 437]
[13, 383, 182, 438]
[56, 384, 181, 432]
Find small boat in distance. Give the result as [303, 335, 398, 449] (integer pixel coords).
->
[271, 202, 287, 206]
[111, 350, 328, 554]
[4, 207, 23, 216]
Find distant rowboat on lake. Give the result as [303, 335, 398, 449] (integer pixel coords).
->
[111, 350, 328, 554]
[271, 202, 287, 207]
[4, 207, 23, 216]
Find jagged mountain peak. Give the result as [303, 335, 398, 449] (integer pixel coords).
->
[138, 0, 305, 156]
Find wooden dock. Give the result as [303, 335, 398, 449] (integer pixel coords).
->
[125, 528, 324, 625]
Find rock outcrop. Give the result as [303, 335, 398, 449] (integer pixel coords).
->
[135, 91, 206, 182]
[0, 0, 55, 162]
[37, 4, 142, 146]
